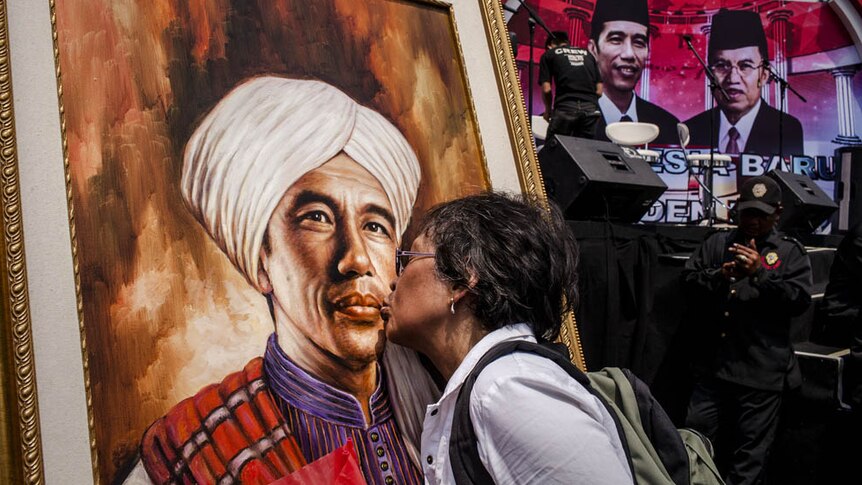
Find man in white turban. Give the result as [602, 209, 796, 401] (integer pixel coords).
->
[125, 76, 438, 485]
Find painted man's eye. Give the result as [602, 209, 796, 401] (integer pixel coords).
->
[365, 221, 391, 237]
[302, 211, 332, 224]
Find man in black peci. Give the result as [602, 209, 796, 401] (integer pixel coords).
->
[685, 9, 804, 157]
[588, 0, 680, 145]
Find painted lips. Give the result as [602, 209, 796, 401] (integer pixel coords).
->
[332, 292, 382, 321]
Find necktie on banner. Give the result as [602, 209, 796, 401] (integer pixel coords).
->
[269, 438, 368, 485]
[726, 126, 741, 154]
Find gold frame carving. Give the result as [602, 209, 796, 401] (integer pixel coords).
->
[46, 0, 99, 479]
[0, 0, 44, 483]
[476, 0, 585, 370]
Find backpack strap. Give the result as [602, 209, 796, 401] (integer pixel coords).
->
[449, 340, 635, 485]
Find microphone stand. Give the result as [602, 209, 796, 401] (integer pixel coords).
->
[514, 0, 556, 120]
[683, 35, 731, 226]
[763, 63, 807, 164]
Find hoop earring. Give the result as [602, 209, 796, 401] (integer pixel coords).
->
[449, 296, 455, 315]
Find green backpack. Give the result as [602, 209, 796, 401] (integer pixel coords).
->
[588, 368, 725, 485]
[450, 341, 725, 485]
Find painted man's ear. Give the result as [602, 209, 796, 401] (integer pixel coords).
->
[258, 255, 273, 294]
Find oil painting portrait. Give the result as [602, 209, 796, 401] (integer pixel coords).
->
[53, 0, 491, 482]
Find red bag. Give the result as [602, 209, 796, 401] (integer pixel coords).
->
[269, 438, 368, 485]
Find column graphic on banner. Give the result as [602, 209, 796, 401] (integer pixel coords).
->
[701, 24, 713, 111]
[768, 9, 792, 111]
[640, 62, 651, 101]
[640, 25, 657, 102]
[831, 65, 862, 145]
[566, 7, 589, 48]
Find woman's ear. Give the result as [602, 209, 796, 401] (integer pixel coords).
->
[451, 272, 478, 304]
[451, 286, 469, 304]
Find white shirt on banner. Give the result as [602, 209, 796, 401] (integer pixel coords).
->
[420, 323, 633, 485]
[599, 93, 638, 123]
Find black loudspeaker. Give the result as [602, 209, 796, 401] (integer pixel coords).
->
[538, 135, 667, 222]
[766, 169, 838, 232]
[834, 147, 862, 232]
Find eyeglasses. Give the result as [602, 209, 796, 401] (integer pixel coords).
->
[709, 60, 763, 77]
[395, 248, 435, 276]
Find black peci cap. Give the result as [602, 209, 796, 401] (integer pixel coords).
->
[590, 0, 650, 40]
[737, 176, 782, 214]
[708, 9, 768, 63]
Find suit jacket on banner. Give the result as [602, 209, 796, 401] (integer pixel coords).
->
[596, 96, 681, 146]
[684, 102, 804, 157]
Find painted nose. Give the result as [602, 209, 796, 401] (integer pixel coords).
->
[337, 224, 373, 276]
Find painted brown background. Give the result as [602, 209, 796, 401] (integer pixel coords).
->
[54, 0, 489, 481]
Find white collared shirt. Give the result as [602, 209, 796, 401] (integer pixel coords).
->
[599, 94, 638, 124]
[719, 99, 761, 154]
[420, 323, 633, 485]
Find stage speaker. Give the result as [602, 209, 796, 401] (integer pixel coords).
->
[834, 147, 862, 232]
[538, 135, 667, 222]
[765, 169, 837, 233]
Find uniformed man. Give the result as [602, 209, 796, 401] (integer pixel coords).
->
[682, 175, 812, 485]
[538, 31, 603, 142]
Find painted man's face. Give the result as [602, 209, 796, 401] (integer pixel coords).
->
[258, 153, 396, 370]
[589, 20, 649, 95]
[711, 46, 768, 119]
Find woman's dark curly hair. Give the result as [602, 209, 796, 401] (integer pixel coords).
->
[416, 192, 579, 341]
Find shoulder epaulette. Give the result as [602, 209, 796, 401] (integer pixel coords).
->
[781, 235, 807, 253]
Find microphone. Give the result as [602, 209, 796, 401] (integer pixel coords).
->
[682, 34, 693, 42]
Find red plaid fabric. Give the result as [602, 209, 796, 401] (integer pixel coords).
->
[140, 358, 307, 484]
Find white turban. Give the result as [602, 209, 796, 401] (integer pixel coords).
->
[181, 76, 422, 291]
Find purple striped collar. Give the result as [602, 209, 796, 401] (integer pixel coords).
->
[263, 333, 392, 428]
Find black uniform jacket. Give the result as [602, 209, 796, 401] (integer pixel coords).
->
[683, 228, 812, 391]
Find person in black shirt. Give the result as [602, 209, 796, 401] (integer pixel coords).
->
[821, 222, 862, 407]
[683, 175, 812, 485]
[539, 31, 603, 142]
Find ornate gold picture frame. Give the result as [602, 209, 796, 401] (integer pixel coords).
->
[1, 0, 583, 483]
